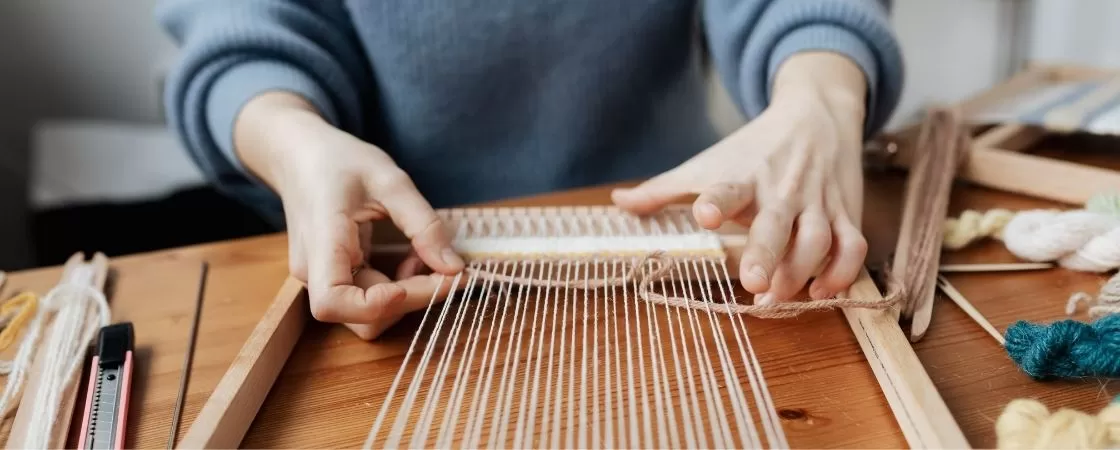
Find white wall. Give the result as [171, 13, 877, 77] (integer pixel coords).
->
[0, 0, 177, 269]
[1026, 0, 1120, 68]
[885, 0, 1017, 129]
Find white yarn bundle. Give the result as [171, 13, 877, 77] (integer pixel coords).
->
[0, 265, 109, 448]
[1000, 210, 1120, 272]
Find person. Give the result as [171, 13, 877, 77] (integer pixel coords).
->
[157, 0, 904, 339]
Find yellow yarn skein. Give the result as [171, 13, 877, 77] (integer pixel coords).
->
[996, 398, 1120, 449]
[943, 208, 1016, 250]
[0, 291, 38, 351]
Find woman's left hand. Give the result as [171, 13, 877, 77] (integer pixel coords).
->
[611, 52, 871, 304]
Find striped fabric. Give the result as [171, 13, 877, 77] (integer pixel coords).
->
[968, 77, 1120, 135]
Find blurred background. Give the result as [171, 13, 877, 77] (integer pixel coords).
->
[0, 0, 1116, 271]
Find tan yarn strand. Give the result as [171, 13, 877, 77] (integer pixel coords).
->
[463, 251, 901, 319]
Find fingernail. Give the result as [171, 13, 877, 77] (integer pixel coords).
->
[755, 293, 774, 305]
[442, 248, 464, 268]
[811, 286, 831, 299]
[745, 265, 768, 283]
[697, 202, 720, 219]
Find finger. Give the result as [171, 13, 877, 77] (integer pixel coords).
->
[610, 166, 698, 215]
[809, 213, 868, 299]
[344, 268, 408, 340]
[368, 170, 464, 274]
[763, 207, 832, 303]
[738, 203, 796, 296]
[306, 212, 403, 323]
[394, 272, 470, 311]
[345, 269, 469, 340]
[693, 182, 755, 229]
[396, 250, 428, 280]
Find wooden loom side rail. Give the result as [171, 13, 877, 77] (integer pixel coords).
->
[176, 277, 308, 449]
[887, 130, 1120, 206]
[842, 272, 969, 449]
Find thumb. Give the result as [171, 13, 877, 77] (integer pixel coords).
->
[366, 169, 465, 275]
[306, 211, 405, 324]
[611, 165, 700, 215]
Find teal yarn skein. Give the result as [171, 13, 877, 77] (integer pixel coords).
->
[1004, 314, 1120, 380]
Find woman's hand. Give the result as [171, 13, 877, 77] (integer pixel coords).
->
[612, 52, 870, 304]
[233, 91, 465, 339]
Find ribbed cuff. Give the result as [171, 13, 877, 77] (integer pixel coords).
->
[205, 60, 341, 174]
[766, 24, 880, 134]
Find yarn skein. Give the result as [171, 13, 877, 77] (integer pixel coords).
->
[942, 191, 1120, 272]
[1067, 271, 1120, 320]
[1004, 314, 1120, 380]
[943, 208, 1016, 249]
[1086, 191, 1120, 216]
[1001, 210, 1120, 272]
[996, 396, 1120, 449]
[0, 291, 38, 351]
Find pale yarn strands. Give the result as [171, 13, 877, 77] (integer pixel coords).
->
[944, 207, 1120, 273]
[996, 398, 1120, 449]
[1001, 210, 1120, 272]
[943, 209, 1016, 249]
[1067, 271, 1120, 320]
[0, 265, 110, 448]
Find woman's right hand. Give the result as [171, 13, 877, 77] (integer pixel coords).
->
[233, 91, 465, 340]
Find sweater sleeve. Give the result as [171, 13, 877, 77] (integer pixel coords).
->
[702, 0, 905, 137]
[155, 0, 374, 223]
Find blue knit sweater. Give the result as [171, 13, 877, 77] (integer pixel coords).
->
[157, 0, 904, 227]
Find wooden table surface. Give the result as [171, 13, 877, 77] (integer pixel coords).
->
[1, 133, 1117, 448]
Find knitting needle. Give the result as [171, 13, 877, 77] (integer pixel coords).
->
[937, 262, 1054, 273]
[168, 260, 208, 449]
[936, 274, 1005, 345]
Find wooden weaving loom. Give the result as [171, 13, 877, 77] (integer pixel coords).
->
[180, 207, 964, 449]
[873, 63, 1120, 206]
[175, 110, 973, 449]
[169, 64, 1120, 448]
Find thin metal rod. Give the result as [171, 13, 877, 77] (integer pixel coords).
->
[168, 261, 208, 449]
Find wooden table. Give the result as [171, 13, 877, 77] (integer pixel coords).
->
[2, 133, 1117, 448]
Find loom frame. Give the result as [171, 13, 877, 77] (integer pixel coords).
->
[877, 63, 1120, 206]
[176, 216, 969, 448]
[177, 62, 1120, 447]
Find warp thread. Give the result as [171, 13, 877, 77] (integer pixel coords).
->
[942, 192, 1120, 272]
[466, 251, 901, 319]
[996, 396, 1120, 449]
[0, 265, 109, 449]
[1003, 314, 1120, 380]
[0, 291, 38, 351]
[1067, 271, 1120, 320]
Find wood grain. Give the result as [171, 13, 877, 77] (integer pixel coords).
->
[0, 132, 1115, 448]
[177, 277, 307, 448]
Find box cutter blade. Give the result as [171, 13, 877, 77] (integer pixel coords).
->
[77, 322, 135, 450]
